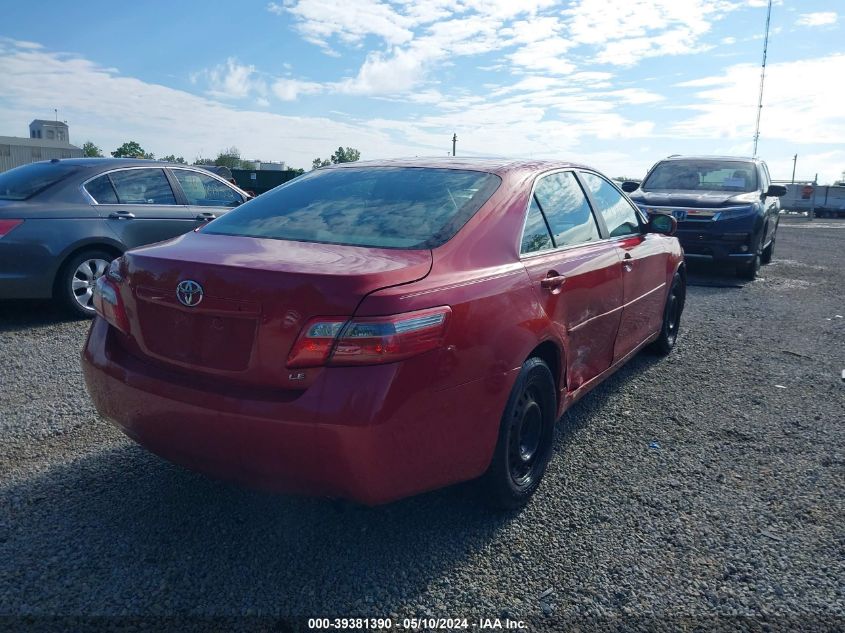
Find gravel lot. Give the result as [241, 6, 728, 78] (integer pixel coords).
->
[1, 216, 842, 631]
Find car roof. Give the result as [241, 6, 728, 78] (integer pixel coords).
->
[40, 158, 211, 170]
[323, 156, 594, 176]
[659, 155, 761, 164]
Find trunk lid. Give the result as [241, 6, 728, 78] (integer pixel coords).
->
[120, 232, 432, 386]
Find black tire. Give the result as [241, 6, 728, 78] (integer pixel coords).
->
[761, 233, 775, 265]
[482, 357, 556, 510]
[55, 249, 115, 318]
[649, 271, 685, 356]
[736, 239, 762, 280]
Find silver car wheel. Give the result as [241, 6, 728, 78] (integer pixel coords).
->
[71, 258, 109, 311]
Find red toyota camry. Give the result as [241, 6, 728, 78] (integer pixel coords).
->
[82, 158, 684, 508]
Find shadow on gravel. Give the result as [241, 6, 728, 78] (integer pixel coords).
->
[685, 261, 749, 289]
[0, 300, 81, 333]
[0, 343, 663, 616]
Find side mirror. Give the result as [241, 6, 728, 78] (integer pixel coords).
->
[648, 213, 677, 236]
[621, 181, 640, 193]
[766, 184, 787, 198]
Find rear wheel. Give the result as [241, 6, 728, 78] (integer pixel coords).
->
[56, 249, 114, 318]
[650, 271, 685, 356]
[482, 357, 556, 510]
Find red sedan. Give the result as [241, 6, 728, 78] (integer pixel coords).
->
[82, 158, 684, 508]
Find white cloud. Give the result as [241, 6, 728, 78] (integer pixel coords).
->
[271, 78, 323, 101]
[200, 57, 265, 100]
[673, 54, 845, 152]
[796, 12, 838, 27]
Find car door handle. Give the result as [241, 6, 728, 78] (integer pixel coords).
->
[540, 274, 567, 290]
[196, 212, 217, 221]
[108, 211, 135, 220]
[622, 252, 634, 272]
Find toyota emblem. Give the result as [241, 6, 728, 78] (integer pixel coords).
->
[176, 280, 203, 307]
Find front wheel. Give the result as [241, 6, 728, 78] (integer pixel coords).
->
[56, 250, 114, 318]
[761, 233, 775, 265]
[649, 271, 685, 356]
[482, 357, 557, 510]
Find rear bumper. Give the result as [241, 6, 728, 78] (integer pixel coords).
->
[81, 318, 513, 505]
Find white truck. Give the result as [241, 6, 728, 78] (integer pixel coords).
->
[777, 182, 845, 218]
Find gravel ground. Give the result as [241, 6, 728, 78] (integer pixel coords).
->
[0, 216, 843, 632]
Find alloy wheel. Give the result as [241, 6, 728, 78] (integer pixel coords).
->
[71, 258, 109, 312]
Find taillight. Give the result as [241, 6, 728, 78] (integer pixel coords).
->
[287, 306, 451, 368]
[92, 259, 129, 334]
[0, 219, 23, 238]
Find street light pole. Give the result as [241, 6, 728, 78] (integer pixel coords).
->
[452, 133, 457, 157]
[791, 154, 797, 184]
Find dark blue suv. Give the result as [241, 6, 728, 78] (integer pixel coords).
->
[623, 156, 786, 279]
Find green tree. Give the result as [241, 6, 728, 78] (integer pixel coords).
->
[330, 147, 361, 164]
[160, 154, 187, 164]
[311, 157, 331, 170]
[111, 141, 154, 159]
[194, 156, 215, 165]
[214, 146, 242, 170]
[82, 141, 103, 157]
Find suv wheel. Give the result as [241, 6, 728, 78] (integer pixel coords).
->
[761, 233, 776, 265]
[737, 242, 762, 280]
[56, 250, 114, 318]
[482, 357, 556, 510]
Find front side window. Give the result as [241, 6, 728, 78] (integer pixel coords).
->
[109, 169, 176, 205]
[521, 197, 553, 254]
[85, 174, 119, 204]
[581, 172, 641, 238]
[173, 170, 242, 207]
[534, 171, 600, 247]
[203, 167, 501, 249]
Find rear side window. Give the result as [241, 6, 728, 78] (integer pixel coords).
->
[85, 174, 119, 204]
[521, 197, 553, 254]
[173, 170, 243, 207]
[109, 169, 176, 205]
[581, 172, 641, 238]
[0, 162, 79, 200]
[203, 167, 501, 249]
[534, 172, 600, 247]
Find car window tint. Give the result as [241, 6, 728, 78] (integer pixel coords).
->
[580, 172, 641, 238]
[521, 197, 553, 254]
[173, 170, 242, 207]
[0, 162, 79, 201]
[534, 172, 600, 247]
[203, 167, 501, 249]
[109, 169, 176, 205]
[85, 174, 119, 204]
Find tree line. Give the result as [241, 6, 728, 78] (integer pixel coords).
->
[82, 140, 360, 174]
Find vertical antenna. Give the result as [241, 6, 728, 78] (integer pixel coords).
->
[752, 0, 772, 157]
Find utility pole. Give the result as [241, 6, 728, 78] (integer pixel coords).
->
[791, 154, 797, 184]
[54, 108, 58, 122]
[752, 0, 773, 158]
[452, 133, 457, 157]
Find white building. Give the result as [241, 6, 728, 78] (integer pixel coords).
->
[0, 119, 83, 173]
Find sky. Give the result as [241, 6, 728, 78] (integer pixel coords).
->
[0, 0, 843, 182]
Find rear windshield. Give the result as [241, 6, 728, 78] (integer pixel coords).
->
[642, 160, 758, 193]
[202, 167, 501, 249]
[0, 162, 80, 200]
